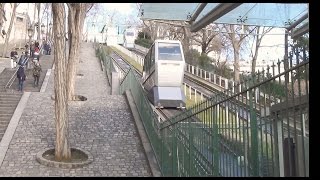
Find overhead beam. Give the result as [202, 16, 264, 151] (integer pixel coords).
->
[189, 3, 207, 22]
[291, 22, 309, 39]
[190, 3, 242, 32]
[286, 13, 308, 31]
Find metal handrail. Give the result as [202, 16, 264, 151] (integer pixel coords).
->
[5, 67, 19, 89]
[5, 56, 31, 89]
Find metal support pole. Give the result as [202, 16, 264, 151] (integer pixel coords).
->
[189, 85, 192, 99]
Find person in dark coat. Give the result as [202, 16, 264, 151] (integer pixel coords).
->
[30, 41, 35, 58]
[32, 61, 42, 87]
[17, 66, 26, 92]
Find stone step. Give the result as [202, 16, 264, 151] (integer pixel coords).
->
[0, 124, 9, 129]
[0, 114, 12, 119]
[0, 121, 10, 126]
[0, 103, 18, 108]
[0, 106, 17, 110]
[0, 109, 15, 114]
[0, 101, 20, 106]
[0, 97, 21, 102]
[0, 93, 23, 97]
[0, 129, 6, 133]
[0, 107, 17, 112]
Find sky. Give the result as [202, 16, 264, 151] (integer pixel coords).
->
[84, 3, 140, 34]
[102, 3, 137, 17]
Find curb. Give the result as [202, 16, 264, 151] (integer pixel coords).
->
[124, 90, 161, 177]
[36, 147, 93, 169]
[40, 69, 52, 92]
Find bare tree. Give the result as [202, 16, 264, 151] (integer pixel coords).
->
[224, 24, 255, 83]
[191, 24, 221, 55]
[143, 20, 159, 41]
[2, 3, 18, 57]
[250, 26, 273, 74]
[0, 3, 5, 33]
[52, 3, 70, 161]
[66, 3, 94, 101]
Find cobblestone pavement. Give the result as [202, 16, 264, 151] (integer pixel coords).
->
[0, 42, 152, 177]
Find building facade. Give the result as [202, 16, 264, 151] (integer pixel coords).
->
[0, 3, 38, 46]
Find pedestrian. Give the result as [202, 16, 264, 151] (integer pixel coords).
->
[25, 43, 29, 55]
[32, 61, 42, 87]
[18, 52, 28, 66]
[10, 49, 19, 67]
[34, 45, 40, 61]
[30, 41, 35, 58]
[47, 43, 51, 55]
[17, 66, 26, 92]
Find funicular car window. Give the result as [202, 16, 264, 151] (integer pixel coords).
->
[158, 42, 182, 61]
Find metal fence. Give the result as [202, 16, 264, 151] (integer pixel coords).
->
[99, 44, 309, 177]
[159, 45, 309, 177]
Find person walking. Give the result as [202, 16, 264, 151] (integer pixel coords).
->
[32, 61, 42, 87]
[30, 41, 35, 58]
[17, 65, 26, 92]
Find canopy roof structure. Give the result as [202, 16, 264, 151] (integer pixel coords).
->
[139, 3, 309, 37]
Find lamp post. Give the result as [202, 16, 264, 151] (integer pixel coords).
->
[49, 22, 53, 42]
[27, 25, 34, 53]
[41, 24, 45, 41]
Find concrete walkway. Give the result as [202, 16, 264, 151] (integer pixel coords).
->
[0, 42, 151, 177]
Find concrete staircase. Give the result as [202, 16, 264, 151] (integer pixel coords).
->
[0, 68, 23, 140]
[0, 50, 54, 141]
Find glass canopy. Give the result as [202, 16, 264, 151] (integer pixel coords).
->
[139, 3, 308, 28]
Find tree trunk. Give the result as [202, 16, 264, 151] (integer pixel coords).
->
[233, 44, 240, 83]
[2, 3, 17, 57]
[66, 4, 83, 101]
[251, 27, 260, 74]
[52, 3, 71, 161]
[0, 3, 5, 32]
[182, 26, 191, 54]
[229, 24, 241, 83]
[201, 42, 206, 55]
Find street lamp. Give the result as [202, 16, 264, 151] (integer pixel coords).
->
[27, 25, 34, 51]
[49, 22, 53, 42]
[41, 24, 45, 40]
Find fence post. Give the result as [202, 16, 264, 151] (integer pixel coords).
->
[226, 105, 229, 124]
[189, 85, 192, 99]
[194, 89, 197, 103]
[249, 81, 259, 176]
[212, 104, 220, 176]
[188, 110, 194, 176]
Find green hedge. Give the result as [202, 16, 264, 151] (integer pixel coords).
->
[135, 38, 153, 49]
